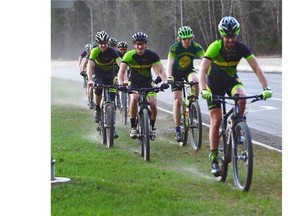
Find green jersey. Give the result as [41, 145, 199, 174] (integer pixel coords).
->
[168, 41, 205, 73]
[204, 39, 254, 77]
[89, 47, 120, 73]
[122, 49, 161, 83]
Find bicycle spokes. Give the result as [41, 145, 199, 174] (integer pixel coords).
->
[232, 122, 253, 191]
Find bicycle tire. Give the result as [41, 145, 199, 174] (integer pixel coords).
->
[188, 101, 202, 150]
[105, 104, 115, 148]
[232, 121, 253, 191]
[215, 121, 229, 182]
[139, 109, 150, 161]
[137, 115, 144, 157]
[83, 75, 87, 88]
[100, 109, 107, 145]
[120, 91, 128, 125]
[181, 101, 188, 146]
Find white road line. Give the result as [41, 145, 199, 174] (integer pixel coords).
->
[249, 106, 277, 112]
[157, 106, 282, 153]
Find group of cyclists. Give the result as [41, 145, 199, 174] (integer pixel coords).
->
[78, 16, 272, 176]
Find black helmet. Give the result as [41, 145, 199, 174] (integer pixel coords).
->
[132, 32, 148, 43]
[94, 31, 110, 43]
[218, 16, 240, 37]
[108, 37, 118, 47]
[117, 41, 128, 48]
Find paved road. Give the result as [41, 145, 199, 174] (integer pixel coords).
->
[51, 59, 282, 150]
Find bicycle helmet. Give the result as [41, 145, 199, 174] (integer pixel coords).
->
[178, 26, 194, 39]
[92, 41, 97, 48]
[94, 31, 110, 43]
[117, 41, 128, 48]
[108, 37, 118, 47]
[132, 32, 148, 43]
[218, 16, 240, 37]
[85, 43, 93, 50]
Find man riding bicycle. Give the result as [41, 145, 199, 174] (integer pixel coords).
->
[117, 41, 128, 57]
[87, 31, 122, 138]
[199, 16, 272, 176]
[78, 43, 92, 69]
[167, 26, 205, 142]
[79, 43, 94, 109]
[118, 32, 168, 140]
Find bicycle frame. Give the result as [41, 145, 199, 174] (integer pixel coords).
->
[129, 86, 164, 161]
[213, 93, 263, 191]
[95, 84, 118, 148]
[169, 80, 202, 149]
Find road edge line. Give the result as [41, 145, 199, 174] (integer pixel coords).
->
[157, 106, 282, 153]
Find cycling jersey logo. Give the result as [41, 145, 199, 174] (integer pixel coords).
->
[179, 56, 191, 68]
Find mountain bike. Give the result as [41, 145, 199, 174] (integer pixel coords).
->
[168, 80, 202, 150]
[95, 84, 118, 148]
[129, 84, 167, 161]
[213, 94, 263, 191]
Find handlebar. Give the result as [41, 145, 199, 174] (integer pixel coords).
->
[167, 80, 199, 86]
[93, 83, 120, 89]
[212, 94, 263, 103]
[128, 86, 165, 94]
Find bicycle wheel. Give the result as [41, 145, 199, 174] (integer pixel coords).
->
[188, 101, 202, 150]
[83, 75, 87, 88]
[215, 121, 229, 182]
[232, 121, 253, 191]
[105, 104, 115, 148]
[100, 109, 107, 145]
[139, 109, 150, 161]
[120, 91, 128, 125]
[137, 115, 144, 157]
[180, 101, 188, 146]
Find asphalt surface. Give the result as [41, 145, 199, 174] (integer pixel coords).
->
[51, 58, 282, 151]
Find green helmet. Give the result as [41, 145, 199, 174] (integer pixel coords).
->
[178, 26, 194, 39]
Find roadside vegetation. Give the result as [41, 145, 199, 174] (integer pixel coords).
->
[51, 78, 281, 216]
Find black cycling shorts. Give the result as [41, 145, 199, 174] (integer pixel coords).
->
[171, 70, 196, 92]
[206, 72, 243, 110]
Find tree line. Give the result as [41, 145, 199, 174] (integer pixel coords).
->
[51, 0, 282, 60]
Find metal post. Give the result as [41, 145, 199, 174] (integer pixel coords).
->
[51, 155, 71, 185]
[51, 156, 56, 181]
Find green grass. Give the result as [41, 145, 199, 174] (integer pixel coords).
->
[51, 78, 282, 216]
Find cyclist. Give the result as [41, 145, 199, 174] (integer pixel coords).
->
[118, 32, 169, 140]
[108, 37, 118, 49]
[117, 41, 129, 57]
[117, 41, 130, 78]
[167, 26, 205, 142]
[109, 37, 124, 108]
[78, 43, 92, 70]
[79, 44, 94, 109]
[199, 16, 272, 176]
[87, 31, 122, 138]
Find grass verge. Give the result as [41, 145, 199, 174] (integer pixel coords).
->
[51, 78, 281, 216]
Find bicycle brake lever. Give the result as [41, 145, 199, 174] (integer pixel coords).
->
[251, 95, 263, 103]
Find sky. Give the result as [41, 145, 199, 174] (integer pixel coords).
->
[0, 0, 286, 215]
